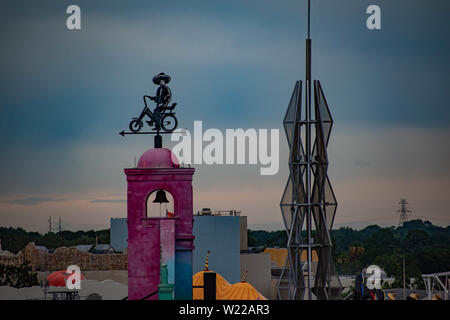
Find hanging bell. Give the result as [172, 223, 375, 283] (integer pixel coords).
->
[153, 190, 169, 203]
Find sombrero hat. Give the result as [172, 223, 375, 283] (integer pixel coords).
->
[153, 72, 171, 85]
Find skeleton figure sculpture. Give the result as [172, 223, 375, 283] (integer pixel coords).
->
[129, 72, 178, 134]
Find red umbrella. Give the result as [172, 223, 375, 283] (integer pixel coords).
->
[46, 270, 85, 287]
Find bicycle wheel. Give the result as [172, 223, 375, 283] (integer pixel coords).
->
[129, 119, 143, 133]
[161, 114, 178, 133]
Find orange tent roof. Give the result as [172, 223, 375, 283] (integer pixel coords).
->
[193, 270, 231, 300]
[220, 282, 268, 300]
[263, 248, 318, 267]
[193, 270, 267, 300]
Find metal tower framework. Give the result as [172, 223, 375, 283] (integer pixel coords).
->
[396, 199, 411, 227]
[422, 272, 449, 300]
[278, 0, 341, 300]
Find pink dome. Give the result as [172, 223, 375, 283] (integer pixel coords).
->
[137, 148, 180, 169]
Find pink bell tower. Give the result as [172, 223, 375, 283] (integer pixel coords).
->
[125, 147, 195, 300]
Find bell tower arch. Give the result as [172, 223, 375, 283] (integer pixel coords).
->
[125, 147, 195, 300]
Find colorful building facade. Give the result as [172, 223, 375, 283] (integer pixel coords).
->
[125, 147, 195, 300]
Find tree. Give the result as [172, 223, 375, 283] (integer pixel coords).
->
[402, 230, 429, 252]
[0, 261, 39, 288]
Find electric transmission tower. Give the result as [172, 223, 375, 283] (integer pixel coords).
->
[396, 199, 411, 227]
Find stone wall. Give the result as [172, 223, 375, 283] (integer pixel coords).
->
[0, 243, 127, 271]
[0, 255, 18, 267]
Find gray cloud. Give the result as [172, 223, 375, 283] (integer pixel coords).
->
[0, 0, 449, 231]
[3, 197, 67, 206]
[353, 160, 372, 167]
[90, 199, 126, 203]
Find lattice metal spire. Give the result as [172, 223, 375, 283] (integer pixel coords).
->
[277, 0, 341, 300]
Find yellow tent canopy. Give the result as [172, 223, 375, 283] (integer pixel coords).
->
[192, 270, 231, 300]
[263, 248, 318, 267]
[192, 270, 268, 300]
[220, 282, 268, 300]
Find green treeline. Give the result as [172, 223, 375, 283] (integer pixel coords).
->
[0, 228, 110, 253]
[1, 219, 449, 289]
[248, 219, 450, 288]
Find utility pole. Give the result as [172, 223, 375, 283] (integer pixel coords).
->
[58, 216, 62, 233]
[403, 255, 406, 300]
[396, 199, 411, 227]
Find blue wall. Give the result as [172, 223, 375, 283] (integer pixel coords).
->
[110, 218, 127, 252]
[193, 215, 241, 284]
[110, 215, 241, 284]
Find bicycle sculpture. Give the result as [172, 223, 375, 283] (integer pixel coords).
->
[128, 72, 178, 133]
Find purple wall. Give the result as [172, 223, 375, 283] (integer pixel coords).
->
[125, 167, 195, 300]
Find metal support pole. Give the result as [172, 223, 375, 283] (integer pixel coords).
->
[307, 0, 311, 38]
[434, 275, 447, 300]
[403, 256, 406, 299]
[305, 0, 312, 300]
[305, 38, 312, 300]
[427, 277, 432, 300]
[155, 133, 162, 148]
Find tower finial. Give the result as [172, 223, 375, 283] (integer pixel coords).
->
[241, 270, 248, 283]
[307, 0, 311, 39]
[306, 0, 312, 83]
[204, 250, 210, 271]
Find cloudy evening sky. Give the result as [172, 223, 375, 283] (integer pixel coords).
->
[0, 0, 449, 232]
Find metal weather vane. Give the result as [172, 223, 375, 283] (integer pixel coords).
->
[119, 72, 179, 148]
